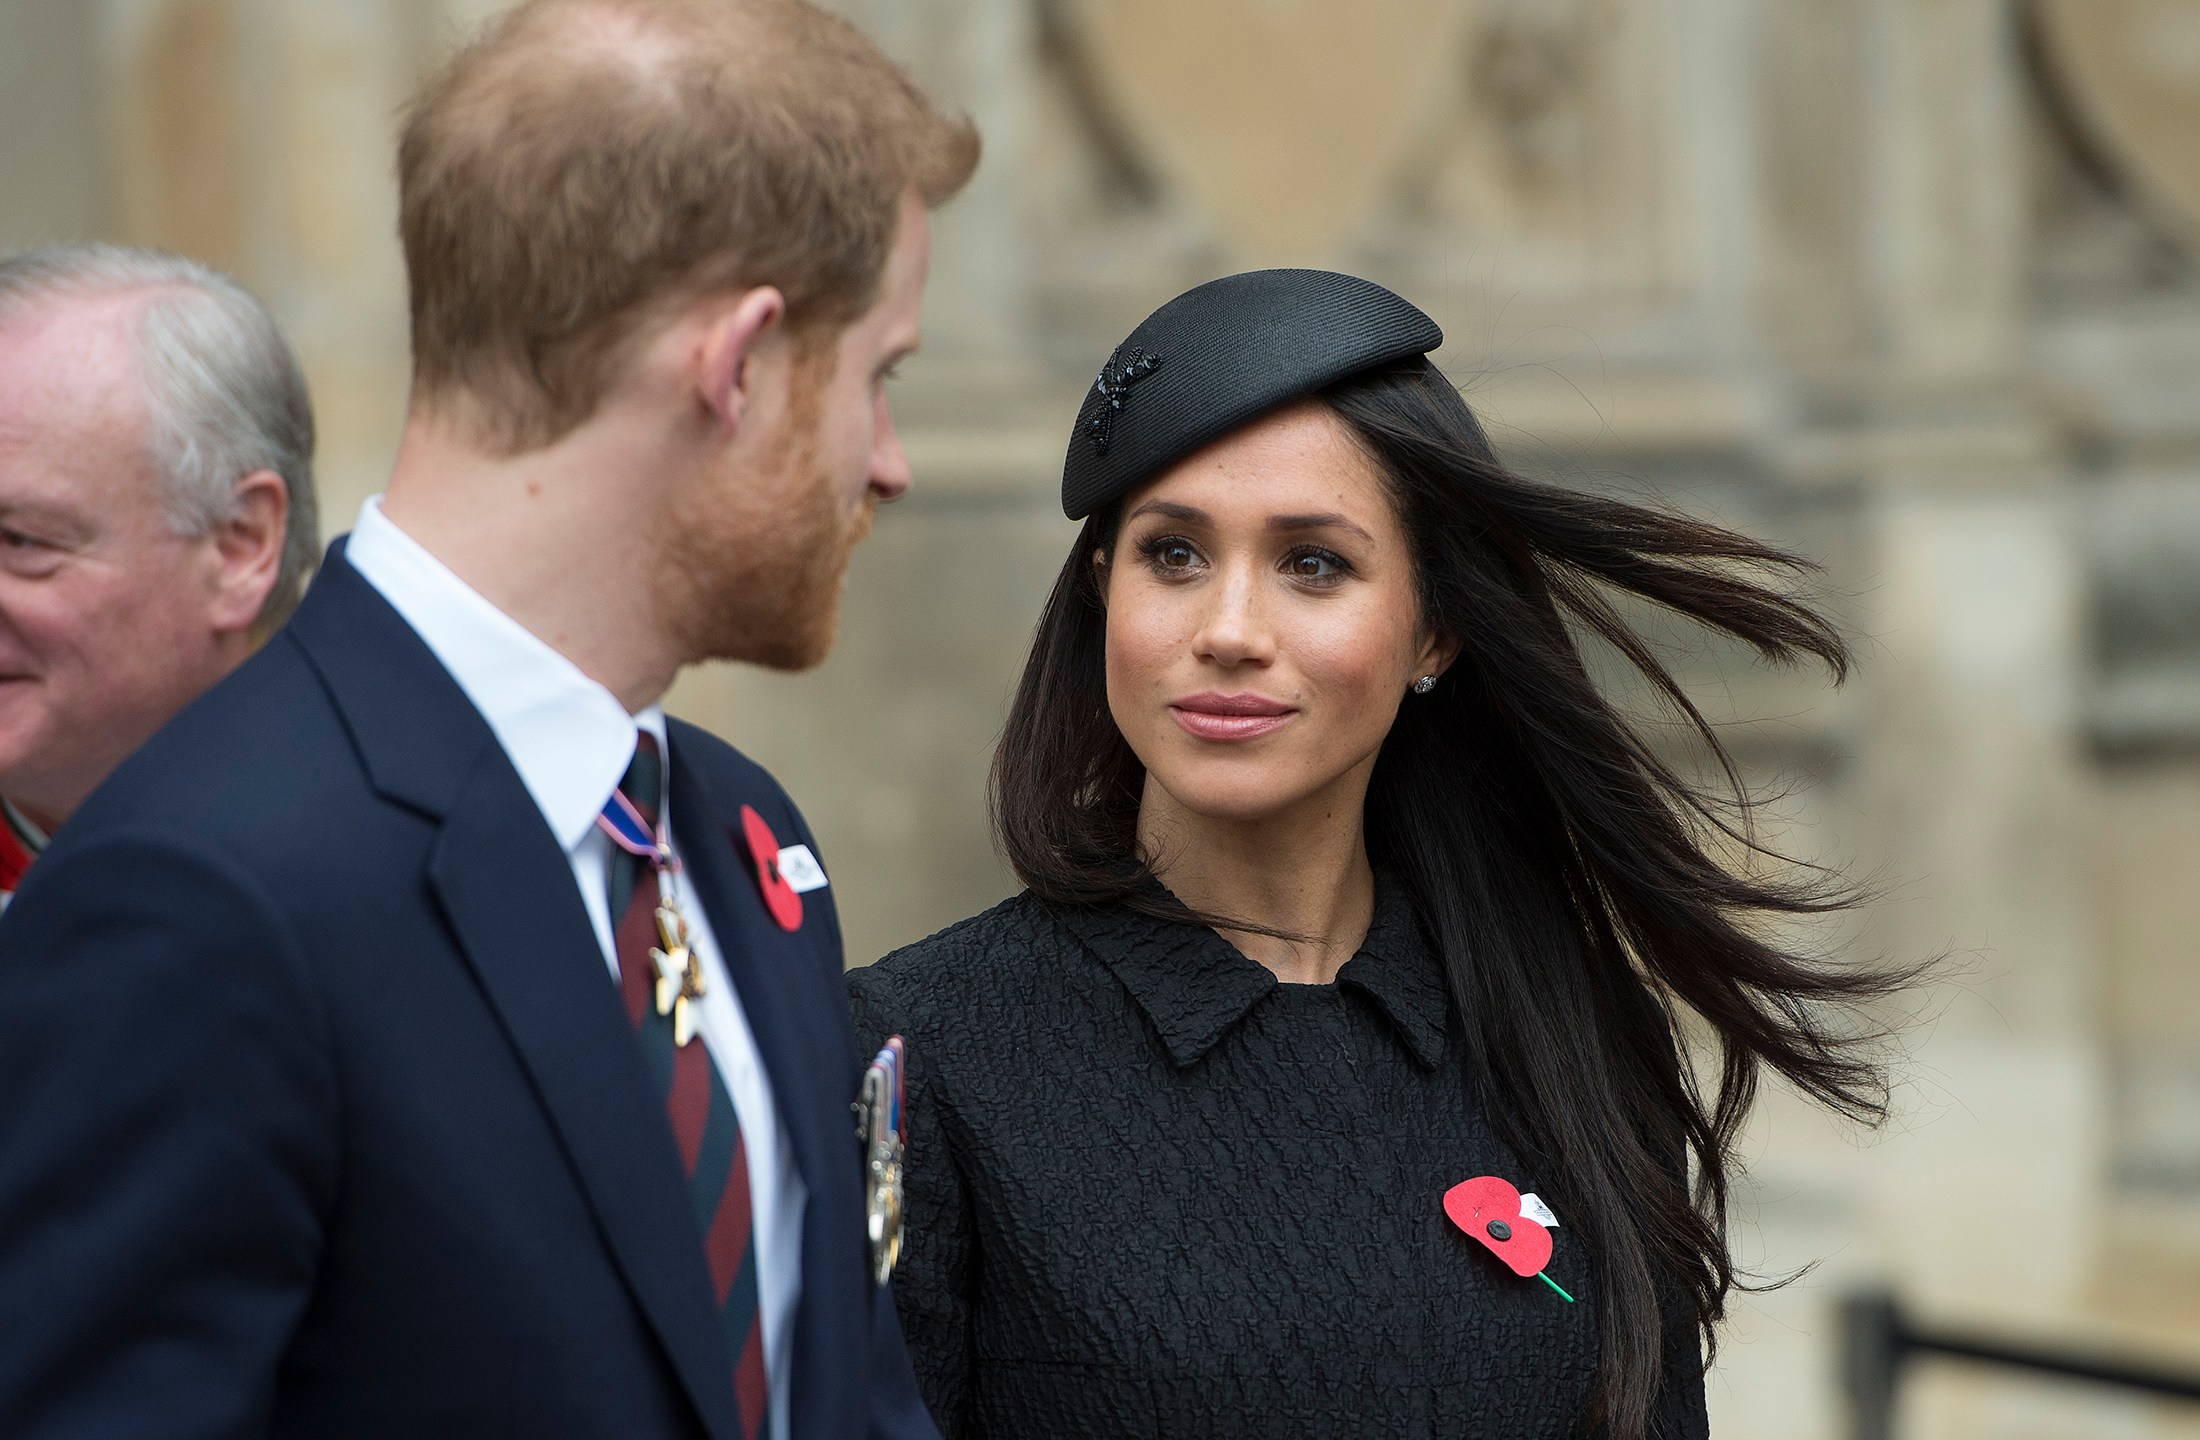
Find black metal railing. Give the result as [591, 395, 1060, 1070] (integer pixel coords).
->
[1842, 1290, 2200, 1440]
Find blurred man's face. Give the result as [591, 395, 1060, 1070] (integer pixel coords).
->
[658, 190, 930, 671]
[0, 296, 244, 827]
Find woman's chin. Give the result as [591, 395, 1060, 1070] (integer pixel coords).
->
[1146, 769, 1320, 830]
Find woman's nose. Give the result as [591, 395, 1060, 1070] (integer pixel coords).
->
[1191, 563, 1277, 668]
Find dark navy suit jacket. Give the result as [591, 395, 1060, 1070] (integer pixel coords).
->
[0, 548, 939, 1440]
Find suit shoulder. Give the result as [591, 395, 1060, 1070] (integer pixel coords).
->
[66, 634, 353, 831]
[663, 715, 767, 785]
[665, 717, 805, 825]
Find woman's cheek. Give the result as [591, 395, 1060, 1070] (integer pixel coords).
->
[1104, 608, 1174, 743]
[1297, 611, 1411, 746]
[1292, 617, 1381, 699]
[1110, 594, 1185, 688]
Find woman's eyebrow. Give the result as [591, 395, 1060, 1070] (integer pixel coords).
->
[1125, 499, 1207, 524]
[1269, 512, 1375, 543]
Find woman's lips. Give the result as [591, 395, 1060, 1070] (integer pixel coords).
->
[1169, 693, 1296, 741]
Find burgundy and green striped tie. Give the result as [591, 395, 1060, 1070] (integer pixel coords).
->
[608, 734, 771, 1438]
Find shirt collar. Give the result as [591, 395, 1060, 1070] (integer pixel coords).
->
[3, 799, 48, 856]
[1051, 873, 1451, 1070]
[342, 496, 663, 852]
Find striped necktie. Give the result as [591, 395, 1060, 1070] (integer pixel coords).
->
[607, 734, 771, 1438]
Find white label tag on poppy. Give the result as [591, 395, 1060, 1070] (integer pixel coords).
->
[1519, 1192, 1560, 1229]
[776, 844, 829, 894]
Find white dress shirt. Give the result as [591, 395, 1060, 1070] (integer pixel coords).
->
[345, 497, 803, 1438]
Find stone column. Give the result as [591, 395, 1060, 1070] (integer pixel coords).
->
[1860, 0, 2027, 396]
[101, 0, 423, 528]
[0, 1, 107, 254]
[827, 0, 1032, 375]
[1852, 1, 2106, 1434]
[1716, 5, 2108, 1437]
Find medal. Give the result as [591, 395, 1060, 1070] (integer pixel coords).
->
[652, 896, 707, 1046]
[854, 1037, 907, 1285]
[598, 783, 708, 1049]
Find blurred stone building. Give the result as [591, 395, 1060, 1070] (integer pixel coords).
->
[2, 0, 2197, 1434]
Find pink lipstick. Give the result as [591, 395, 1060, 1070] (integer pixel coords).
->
[1169, 692, 1296, 741]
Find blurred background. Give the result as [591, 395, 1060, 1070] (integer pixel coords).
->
[3, 0, 2197, 1433]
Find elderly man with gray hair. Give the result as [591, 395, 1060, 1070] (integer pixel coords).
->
[0, 243, 317, 900]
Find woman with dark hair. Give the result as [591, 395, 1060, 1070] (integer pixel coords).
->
[849, 270, 1902, 1438]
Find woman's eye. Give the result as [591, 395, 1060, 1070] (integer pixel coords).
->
[1285, 548, 1346, 581]
[1140, 536, 1203, 573]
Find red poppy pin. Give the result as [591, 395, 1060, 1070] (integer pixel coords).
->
[1444, 1175, 1574, 1302]
[739, 805, 803, 932]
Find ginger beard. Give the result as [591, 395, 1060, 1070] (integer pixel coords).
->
[653, 352, 876, 672]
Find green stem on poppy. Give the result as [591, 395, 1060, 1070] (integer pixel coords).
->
[1538, 1271, 1575, 1303]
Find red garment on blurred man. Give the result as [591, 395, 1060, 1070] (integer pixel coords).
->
[0, 802, 39, 905]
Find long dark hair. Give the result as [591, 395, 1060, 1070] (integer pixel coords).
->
[991, 355, 1908, 1436]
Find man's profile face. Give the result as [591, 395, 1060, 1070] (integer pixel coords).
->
[0, 295, 238, 826]
[659, 190, 932, 671]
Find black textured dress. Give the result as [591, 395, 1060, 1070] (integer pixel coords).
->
[848, 879, 1710, 1439]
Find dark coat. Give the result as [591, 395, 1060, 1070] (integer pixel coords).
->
[849, 881, 1710, 1439]
[0, 547, 937, 1440]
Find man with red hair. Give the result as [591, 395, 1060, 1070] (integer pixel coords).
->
[0, 4, 976, 1438]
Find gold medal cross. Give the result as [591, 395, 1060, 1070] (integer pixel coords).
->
[651, 881, 708, 1048]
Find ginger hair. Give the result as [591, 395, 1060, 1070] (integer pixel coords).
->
[398, 0, 979, 450]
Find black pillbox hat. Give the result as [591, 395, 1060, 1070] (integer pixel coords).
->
[1060, 269, 1443, 520]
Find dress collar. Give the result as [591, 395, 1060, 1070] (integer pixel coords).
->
[1334, 881, 1451, 1070]
[1050, 873, 1451, 1071]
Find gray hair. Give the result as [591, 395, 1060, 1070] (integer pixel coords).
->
[0, 244, 319, 633]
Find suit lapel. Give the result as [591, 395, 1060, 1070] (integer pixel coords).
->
[667, 745, 863, 1435]
[291, 551, 744, 1440]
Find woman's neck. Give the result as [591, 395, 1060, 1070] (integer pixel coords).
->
[1136, 774, 1376, 985]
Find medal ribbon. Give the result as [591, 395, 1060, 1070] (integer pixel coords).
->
[597, 788, 675, 870]
[873, 1037, 905, 1136]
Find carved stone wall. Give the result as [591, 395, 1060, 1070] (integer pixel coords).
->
[2, 1, 2197, 1435]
